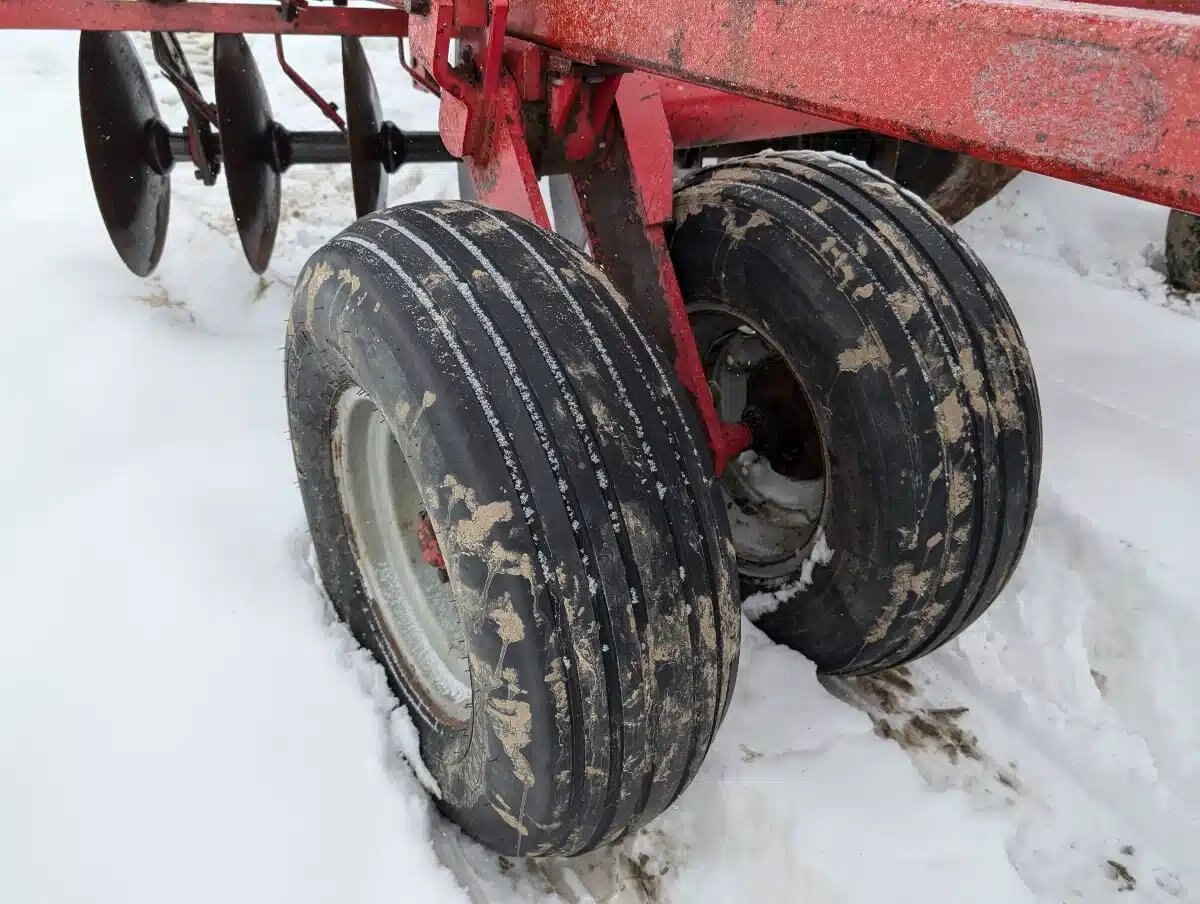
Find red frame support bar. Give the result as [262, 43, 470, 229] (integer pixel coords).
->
[507, 0, 1200, 214]
[0, 1, 409, 37]
[5, 0, 1198, 211]
[656, 79, 846, 148]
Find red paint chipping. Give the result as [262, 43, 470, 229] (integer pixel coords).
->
[418, 512, 446, 571]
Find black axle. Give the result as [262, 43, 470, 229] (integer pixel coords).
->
[162, 125, 456, 173]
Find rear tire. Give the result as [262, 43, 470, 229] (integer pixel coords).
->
[286, 201, 739, 856]
[1166, 209, 1200, 293]
[669, 151, 1041, 674]
[798, 132, 1018, 222]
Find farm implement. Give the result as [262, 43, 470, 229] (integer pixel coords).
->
[3, 0, 1196, 857]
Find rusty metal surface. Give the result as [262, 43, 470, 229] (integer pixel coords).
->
[507, 0, 1200, 214]
[0, 1, 409, 36]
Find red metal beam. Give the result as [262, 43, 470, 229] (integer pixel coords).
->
[0, 1, 408, 37]
[6, 0, 1199, 211]
[464, 75, 551, 227]
[507, 0, 1200, 213]
[656, 79, 846, 148]
[1062, 1, 1198, 12]
[571, 75, 751, 473]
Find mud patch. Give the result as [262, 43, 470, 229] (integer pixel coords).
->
[530, 827, 676, 902]
[863, 565, 932, 645]
[1106, 858, 1136, 892]
[623, 850, 668, 901]
[722, 208, 773, 243]
[136, 285, 195, 324]
[935, 391, 967, 443]
[490, 594, 526, 645]
[740, 744, 763, 763]
[303, 259, 335, 325]
[837, 328, 891, 373]
[487, 696, 534, 787]
[848, 668, 984, 765]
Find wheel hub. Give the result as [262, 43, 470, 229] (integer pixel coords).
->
[694, 310, 828, 579]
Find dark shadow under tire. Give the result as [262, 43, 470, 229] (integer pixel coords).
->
[669, 151, 1041, 675]
[286, 201, 739, 856]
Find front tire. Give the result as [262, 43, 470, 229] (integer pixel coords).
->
[286, 201, 739, 856]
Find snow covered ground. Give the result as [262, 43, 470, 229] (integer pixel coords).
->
[2, 31, 1198, 904]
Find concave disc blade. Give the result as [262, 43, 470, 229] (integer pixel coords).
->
[79, 31, 169, 277]
[214, 34, 279, 273]
[342, 36, 386, 219]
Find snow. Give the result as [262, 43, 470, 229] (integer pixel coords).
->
[734, 448, 824, 511]
[2, 29, 1198, 904]
[741, 527, 834, 619]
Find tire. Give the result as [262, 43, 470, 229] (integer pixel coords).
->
[286, 200, 739, 856]
[894, 146, 1018, 224]
[1166, 209, 1200, 292]
[669, 151, 1041, 675]
[798, 132, 1018, 223]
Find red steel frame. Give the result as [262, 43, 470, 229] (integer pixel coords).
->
[4, 0, 1199, 468]
[9, 0, 1195, 211]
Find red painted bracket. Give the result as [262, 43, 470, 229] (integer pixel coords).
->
[462, 74, 551, 228]
[409, 0, 511, 161]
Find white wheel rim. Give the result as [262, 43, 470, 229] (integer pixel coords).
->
[332, 388, 472, 724]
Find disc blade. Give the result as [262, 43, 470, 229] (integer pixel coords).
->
[342, 36, 386, 219]
[79, 31, 169, 277]
[214, 34, 279, 273]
